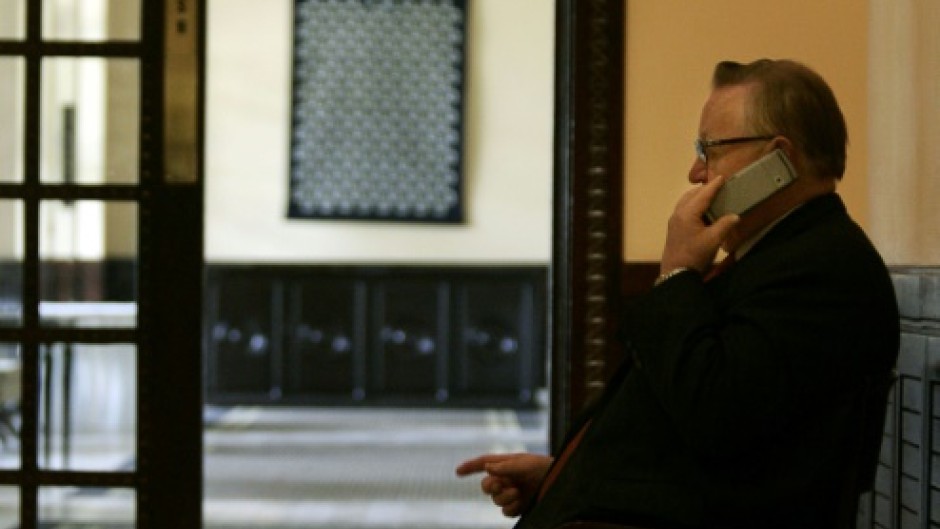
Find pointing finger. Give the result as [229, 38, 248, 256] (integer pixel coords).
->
[456, 454, 512, 476]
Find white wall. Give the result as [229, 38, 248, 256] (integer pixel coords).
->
[205, 0, 555, 263]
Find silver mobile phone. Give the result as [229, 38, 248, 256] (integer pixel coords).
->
[705, 149, 798, 223]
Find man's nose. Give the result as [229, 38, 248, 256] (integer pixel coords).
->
[688, 157, 708, 184]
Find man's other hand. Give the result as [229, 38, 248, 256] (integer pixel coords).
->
[455, 452, 553, 517]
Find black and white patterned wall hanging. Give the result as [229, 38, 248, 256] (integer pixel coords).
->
[289, 0, 467, 222]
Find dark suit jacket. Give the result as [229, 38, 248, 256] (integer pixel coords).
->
[517, 193, 900, 529]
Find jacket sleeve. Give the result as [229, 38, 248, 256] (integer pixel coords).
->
[619, 262, 870, 461]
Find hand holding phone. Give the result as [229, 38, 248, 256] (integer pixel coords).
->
[705, 149, 798, 223]
[660, 172, 741, 277]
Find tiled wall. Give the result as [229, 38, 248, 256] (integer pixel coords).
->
[858, 267, 940, 529]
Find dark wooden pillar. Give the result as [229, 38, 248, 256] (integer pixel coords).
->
[551, 0, 626, 449]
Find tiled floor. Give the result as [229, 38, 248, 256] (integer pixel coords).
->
[0, 405, 548, 528]
[203, 406, 549, 529]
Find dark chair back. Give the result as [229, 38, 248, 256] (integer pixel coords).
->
[853, 370, 897, 493]
[834, 369, 897, 529]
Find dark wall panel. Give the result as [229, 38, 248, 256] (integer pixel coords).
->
[371, 279, 446, 398]
[452, 280, 538, 402]
[285, 279, 364, 397]
[206, 271, 276, 396]
[204, 265, 547, 408]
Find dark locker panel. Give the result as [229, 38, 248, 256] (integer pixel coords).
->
[453, 280, 538, 404]
[372, 280, 447, 399]
[285, 279, 365, 397]
[204, 264, 548, 407]
[206, 273, 276, 396]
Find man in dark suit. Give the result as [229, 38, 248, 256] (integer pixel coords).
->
[456, 59, 900, 529]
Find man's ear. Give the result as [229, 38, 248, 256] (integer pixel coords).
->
[769, 135, 795, 157]
[768, 136, 806, 174]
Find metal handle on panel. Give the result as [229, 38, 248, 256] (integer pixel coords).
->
[296, 324, 325, 344]
[297, 324, 352, 355]
[210, 322, 244, 344]
[466, 326, 519, 356]
[247, 333, 268, 355]
[381, 325, 435, 356]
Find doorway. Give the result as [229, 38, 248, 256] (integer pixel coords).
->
[201, 1, 555, 527]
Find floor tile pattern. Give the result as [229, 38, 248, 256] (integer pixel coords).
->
[203, 406, 548, 529]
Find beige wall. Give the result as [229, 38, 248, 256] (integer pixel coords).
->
[205, 0, 554, 263]
[624, 0, 869, 261]
[868, 1, 940, 265]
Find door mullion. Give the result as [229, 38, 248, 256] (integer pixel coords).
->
[18, 0, 42, 526]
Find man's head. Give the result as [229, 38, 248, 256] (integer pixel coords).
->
[688, 59, 845, 252]
[708, 59, 848, 180]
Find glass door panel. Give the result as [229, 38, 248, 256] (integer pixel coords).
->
[39, 486, 135, 526]
[0, 0, 25, 40]
[0, 199, 23, 327]
[39, 200, 138, 328]
[42, 0, 142, 42]
[41, 58, 141, 185]
[0, 486, 19, 527]
[0, 342, 20, 470]
[0, 57, 24, 183]
[39, 343, 136, 471]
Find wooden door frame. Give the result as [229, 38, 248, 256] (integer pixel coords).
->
[141, 0, 205, 526]
[550, 0, 626, 449]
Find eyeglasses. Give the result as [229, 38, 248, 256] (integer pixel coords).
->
[694, 135, 776, 163]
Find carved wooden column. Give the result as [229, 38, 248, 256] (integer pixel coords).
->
[551, 0, 625, 449]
